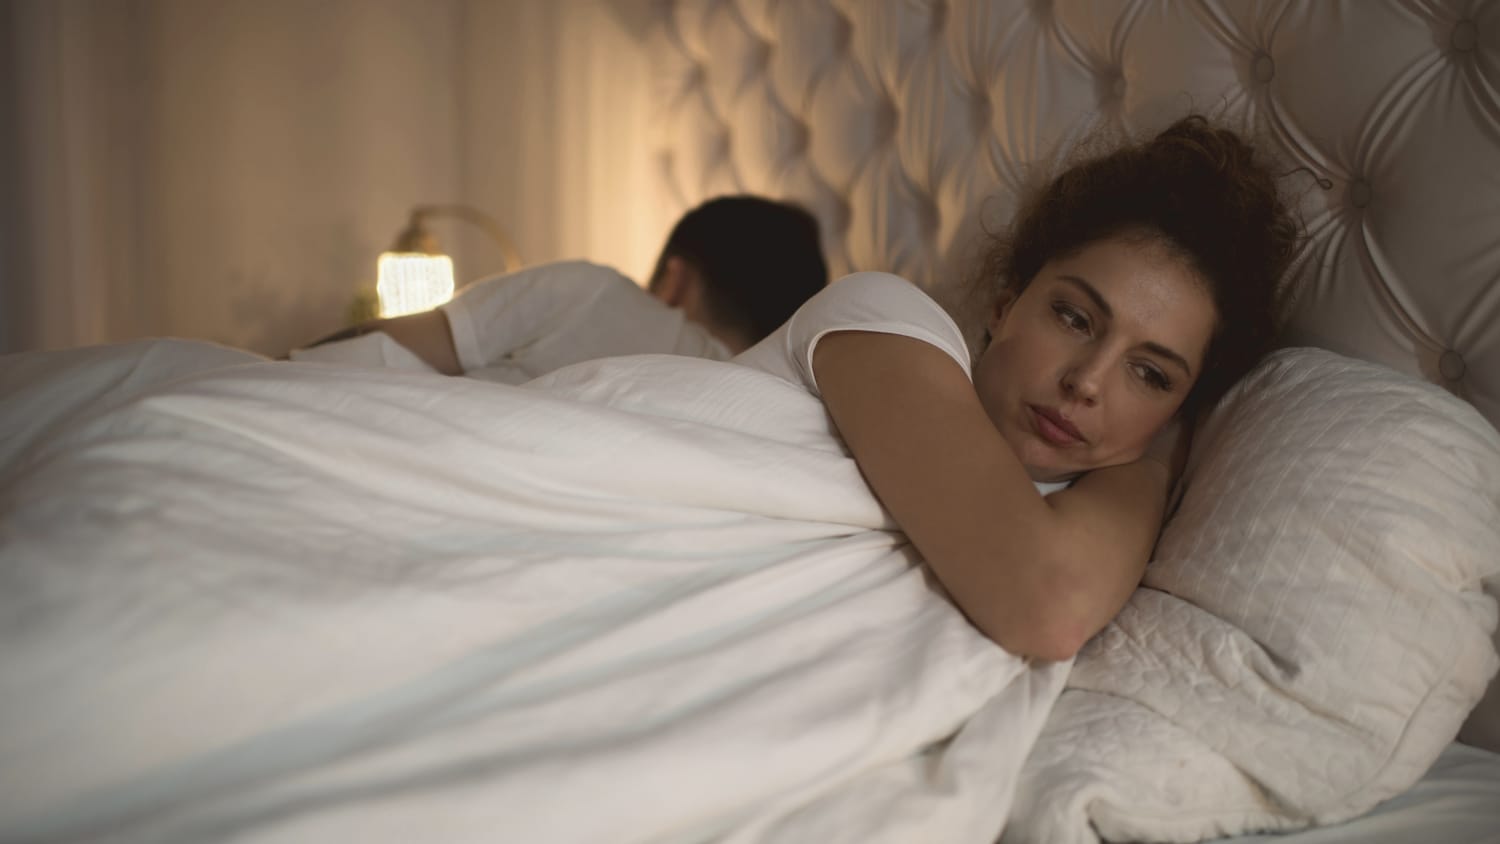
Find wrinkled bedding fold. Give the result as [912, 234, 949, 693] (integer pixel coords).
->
[0, 340, 1064, 844]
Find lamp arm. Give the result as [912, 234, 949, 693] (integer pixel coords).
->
[412, 204, 523, 273]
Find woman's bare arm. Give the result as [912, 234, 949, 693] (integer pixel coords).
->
[813, 330, 1172, 661]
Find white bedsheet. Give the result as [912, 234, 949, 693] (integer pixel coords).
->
[0, 339, 1066, 843]
[1216, 742, 1500, 844]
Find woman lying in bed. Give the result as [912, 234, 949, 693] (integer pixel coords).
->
[760, 115, 1299, 661]
[0, 116, 1310, 842]
[282, 115, 1296, 664]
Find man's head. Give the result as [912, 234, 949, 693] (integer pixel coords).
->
[647, 195, 828, 352]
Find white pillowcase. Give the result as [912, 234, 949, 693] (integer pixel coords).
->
[1003, 347, 1500, 843]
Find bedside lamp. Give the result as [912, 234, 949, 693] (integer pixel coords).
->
[375, 204, 522, 318]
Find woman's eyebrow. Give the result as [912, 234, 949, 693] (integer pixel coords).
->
[1058, 274, 1113, 320]
[1143, 341, 1194, 377]
[1057, 274, 1194, 377]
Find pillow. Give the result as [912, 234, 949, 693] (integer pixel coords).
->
[1002, 347, 1500, 843]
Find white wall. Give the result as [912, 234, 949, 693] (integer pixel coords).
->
[458, 0, 669, 289]
[2, 0, 667, 356]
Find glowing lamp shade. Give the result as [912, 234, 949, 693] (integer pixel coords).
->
[376, 252, 455, 317]
[370, 205, 520, 321]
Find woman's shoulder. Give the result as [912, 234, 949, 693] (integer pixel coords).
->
[809, 271, 939, 309]
[793, 271, 969, 369]
[735, 271, 973, 395]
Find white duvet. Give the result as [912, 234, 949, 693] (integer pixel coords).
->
[0, 340, 1067, 844]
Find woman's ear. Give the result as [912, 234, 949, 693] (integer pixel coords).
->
[987, 289, 1017, 338]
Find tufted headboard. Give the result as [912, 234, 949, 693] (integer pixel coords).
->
[647, 0, 1499, 434]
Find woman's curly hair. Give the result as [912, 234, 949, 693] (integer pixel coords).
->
[970, 115, 1304, 419]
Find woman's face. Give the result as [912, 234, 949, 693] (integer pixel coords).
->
[972, 235, 1217, 483]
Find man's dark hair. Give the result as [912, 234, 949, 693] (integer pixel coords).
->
[649, 195, 828, 342]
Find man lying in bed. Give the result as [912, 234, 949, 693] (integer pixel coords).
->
[288, 195, 828, 383]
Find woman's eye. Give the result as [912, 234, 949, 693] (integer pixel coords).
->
[1052, 303, 1090, 334]
[1131, 362, 1173, 392]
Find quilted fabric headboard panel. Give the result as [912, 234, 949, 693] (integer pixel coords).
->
[648, 0, 1499, 432]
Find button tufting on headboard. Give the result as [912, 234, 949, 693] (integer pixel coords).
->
[1452, 19, 1478, 52]
[650, 0, 1500, 431]
[1346, 178, 1372, 210]
[1251, 52, 1275, 83]
[1441, 349, 1469, 382]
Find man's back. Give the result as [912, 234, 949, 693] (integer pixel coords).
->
[442, 261, 730, 384]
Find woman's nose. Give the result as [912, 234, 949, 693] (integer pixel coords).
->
[1061, 356, 1104, 406]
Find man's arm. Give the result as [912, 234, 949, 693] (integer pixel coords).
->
[298, 309, 462, 374]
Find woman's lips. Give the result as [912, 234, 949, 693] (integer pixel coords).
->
[1030, 405, 1084, 447]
